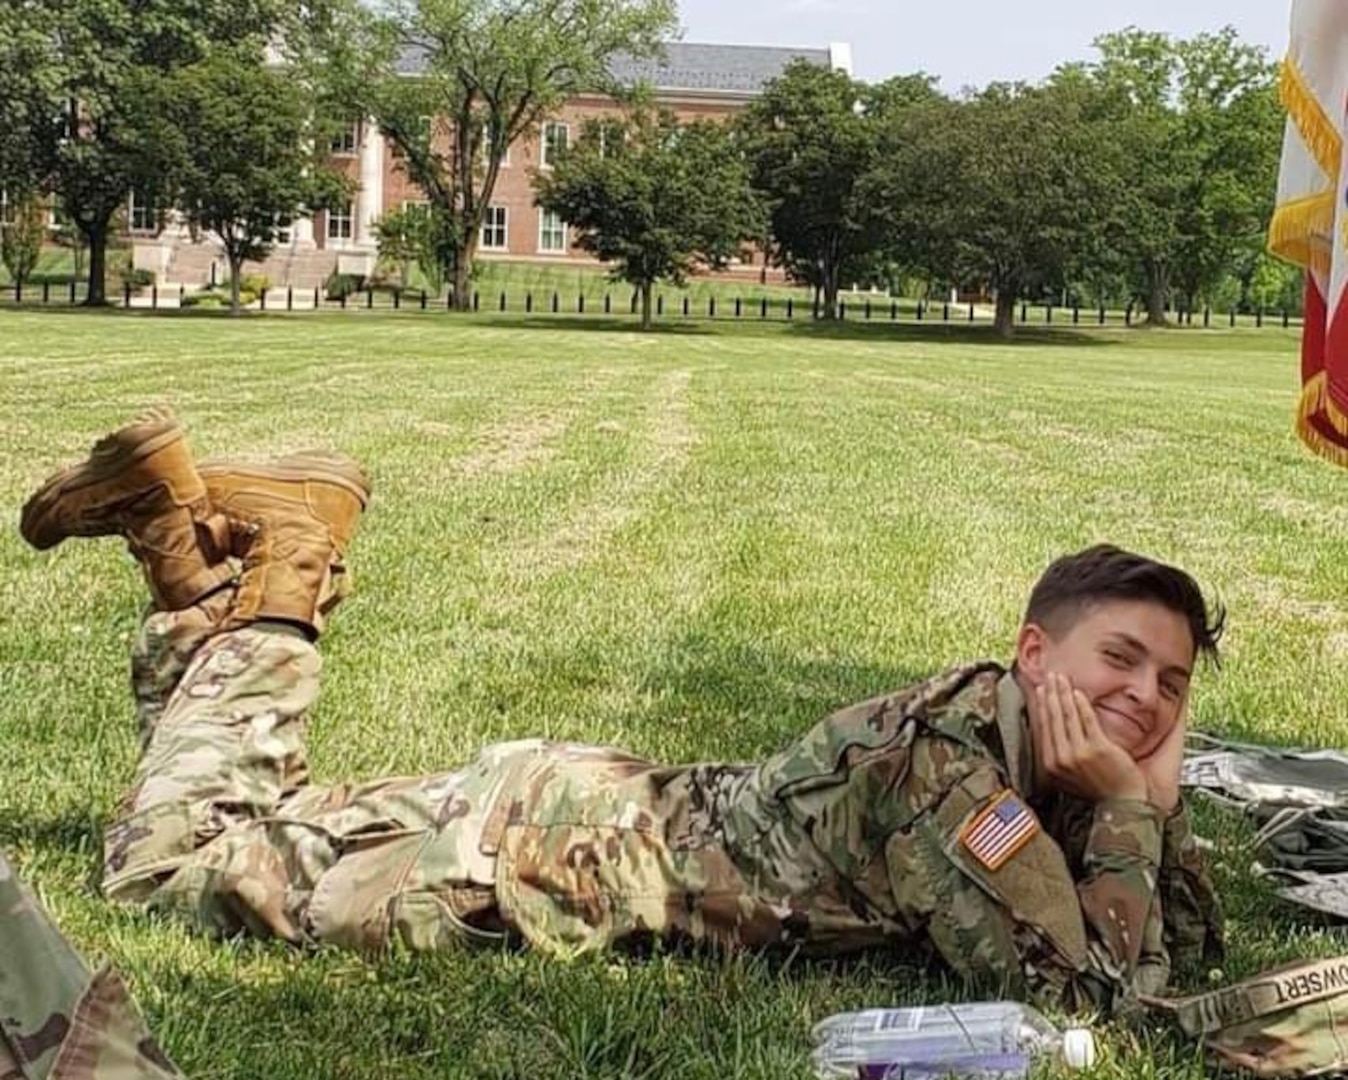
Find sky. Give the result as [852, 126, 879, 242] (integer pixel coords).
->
[675, 0, 1291, 88]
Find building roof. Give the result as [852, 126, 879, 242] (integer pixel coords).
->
[608, 42, 833, 95]
[395, 41, 836, 96]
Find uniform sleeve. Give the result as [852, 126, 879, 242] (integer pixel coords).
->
[885, 766, 1165, 1017]
[0, 853, 184, 1079]
[1157, 798, 1225, 977]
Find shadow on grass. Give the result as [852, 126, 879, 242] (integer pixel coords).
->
[632, 636, 931, 754]
[0, 303, 1134, 347]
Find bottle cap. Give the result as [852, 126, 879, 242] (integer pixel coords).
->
[1062, 1028, 1096, 1070]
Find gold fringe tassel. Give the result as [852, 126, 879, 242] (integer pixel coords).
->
[1296, 373, 1348, 468]
[1280, 59, 1343, 179]
[1268, 192, 1335, 273]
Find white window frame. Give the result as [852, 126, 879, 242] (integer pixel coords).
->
[327, 202, 354, 241]
[274, 216, 292, 245]
[479, 121, 510, 168]
[0, 189, 13, 228]
[540, 121, 569, 168]
[128, 190, 156, 233]
[538, 209, 567, 254]
[331, 122, 359, 156]
[480, 205, 508, 251]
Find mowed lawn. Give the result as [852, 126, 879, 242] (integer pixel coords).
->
[2, 310, 1345, 1079]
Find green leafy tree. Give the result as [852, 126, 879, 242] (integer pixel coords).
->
[869, 79, 1117, 338]
[1089, 26, 1278, 325]
[0, 3, 59, 200]
[374, 202, 455, 294]
[739, 61, 884, 319]
[0, 0, 286, 305]
[317, 0, 677, 311]
[149, 48, 350, 315]
[1, 194, 48, 289]
[535, 107, 763, 330]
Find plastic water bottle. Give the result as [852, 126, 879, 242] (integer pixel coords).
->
[810, 1002, 1096, 1079]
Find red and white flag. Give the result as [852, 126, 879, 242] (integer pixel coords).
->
[1271, 0, 1348, 464]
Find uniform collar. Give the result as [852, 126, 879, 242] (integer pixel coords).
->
[995, 671, 1039, 800]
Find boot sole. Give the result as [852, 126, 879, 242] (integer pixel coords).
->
[199, 454, 372, 508]
[20, 415, 184, 549]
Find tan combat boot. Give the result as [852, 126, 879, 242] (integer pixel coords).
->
[198, 451, 371, 638]
[20, 407, 234, 610]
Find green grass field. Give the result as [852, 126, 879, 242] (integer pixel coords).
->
[1, 311, 1343, 1078]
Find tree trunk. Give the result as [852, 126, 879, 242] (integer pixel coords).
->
[83, 220, 109, 306]
[822, 261, 841, 321]
[639, 281, 653, 331]
[228, 251, 244, 316]
[994, 291, 1017, 339]
[453, 248, 471, 311]
[1145, 261, 1169, 326]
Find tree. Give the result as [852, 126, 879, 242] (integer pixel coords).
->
[0, 0, 286, 306]
[0, 2, 59, 200]
[319, 0, 677, 310]
[149, 48, 349, 314]
[870, 80, 1117, 338]
[374, 202, 455, 294]
[1088, 27, 1278, 325]
[738, 61, 883, 320]
[1, 194, 47, 290]
[535, 107, 763, 330]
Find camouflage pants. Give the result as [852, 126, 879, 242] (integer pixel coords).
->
[100, 591, 537, 952]
[0, 851, 182, 1079]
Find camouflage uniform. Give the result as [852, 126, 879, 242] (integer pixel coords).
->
[0, 851, 183, 1079]
[103, 591, 1223, 1016]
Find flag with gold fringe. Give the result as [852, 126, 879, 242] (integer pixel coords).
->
[1270, 0, 1348, 465]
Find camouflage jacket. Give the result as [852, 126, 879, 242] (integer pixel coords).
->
[0, 852, 183, 1080]
[487, 662, 1223, 1015]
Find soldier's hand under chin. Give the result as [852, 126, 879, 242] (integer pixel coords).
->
[1030, 673, 1150, 806]
[1134, 712, 1186, 815]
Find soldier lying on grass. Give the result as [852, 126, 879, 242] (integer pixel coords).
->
[19, 408, 1225, 1018]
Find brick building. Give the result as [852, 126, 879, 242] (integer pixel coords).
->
[136, 41, 852, 289]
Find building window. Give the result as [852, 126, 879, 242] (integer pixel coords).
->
[480, 206, 507, 250]
[597, 120, 624, 158]
[0, 190, 14, 228]
[538, 209, 566, 253]
[541, 121, 569, 168]
[274, 216, 292, 245]
[327, 203, 354, 241]
[481, 121, 510, 167]
[331, 122, 359, 156]
[128, 190, 156, 232]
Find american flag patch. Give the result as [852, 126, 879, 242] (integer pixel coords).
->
[960, 791, 1040, 871]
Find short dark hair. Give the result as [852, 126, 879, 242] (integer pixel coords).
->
[1025, 544, 1225, 663]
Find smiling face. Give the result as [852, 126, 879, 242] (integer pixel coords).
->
[1015, 598, 1197, 759]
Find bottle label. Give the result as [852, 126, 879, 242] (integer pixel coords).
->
[859, 1051, 1030, 1078]
[874, 1008, 927, 1032]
